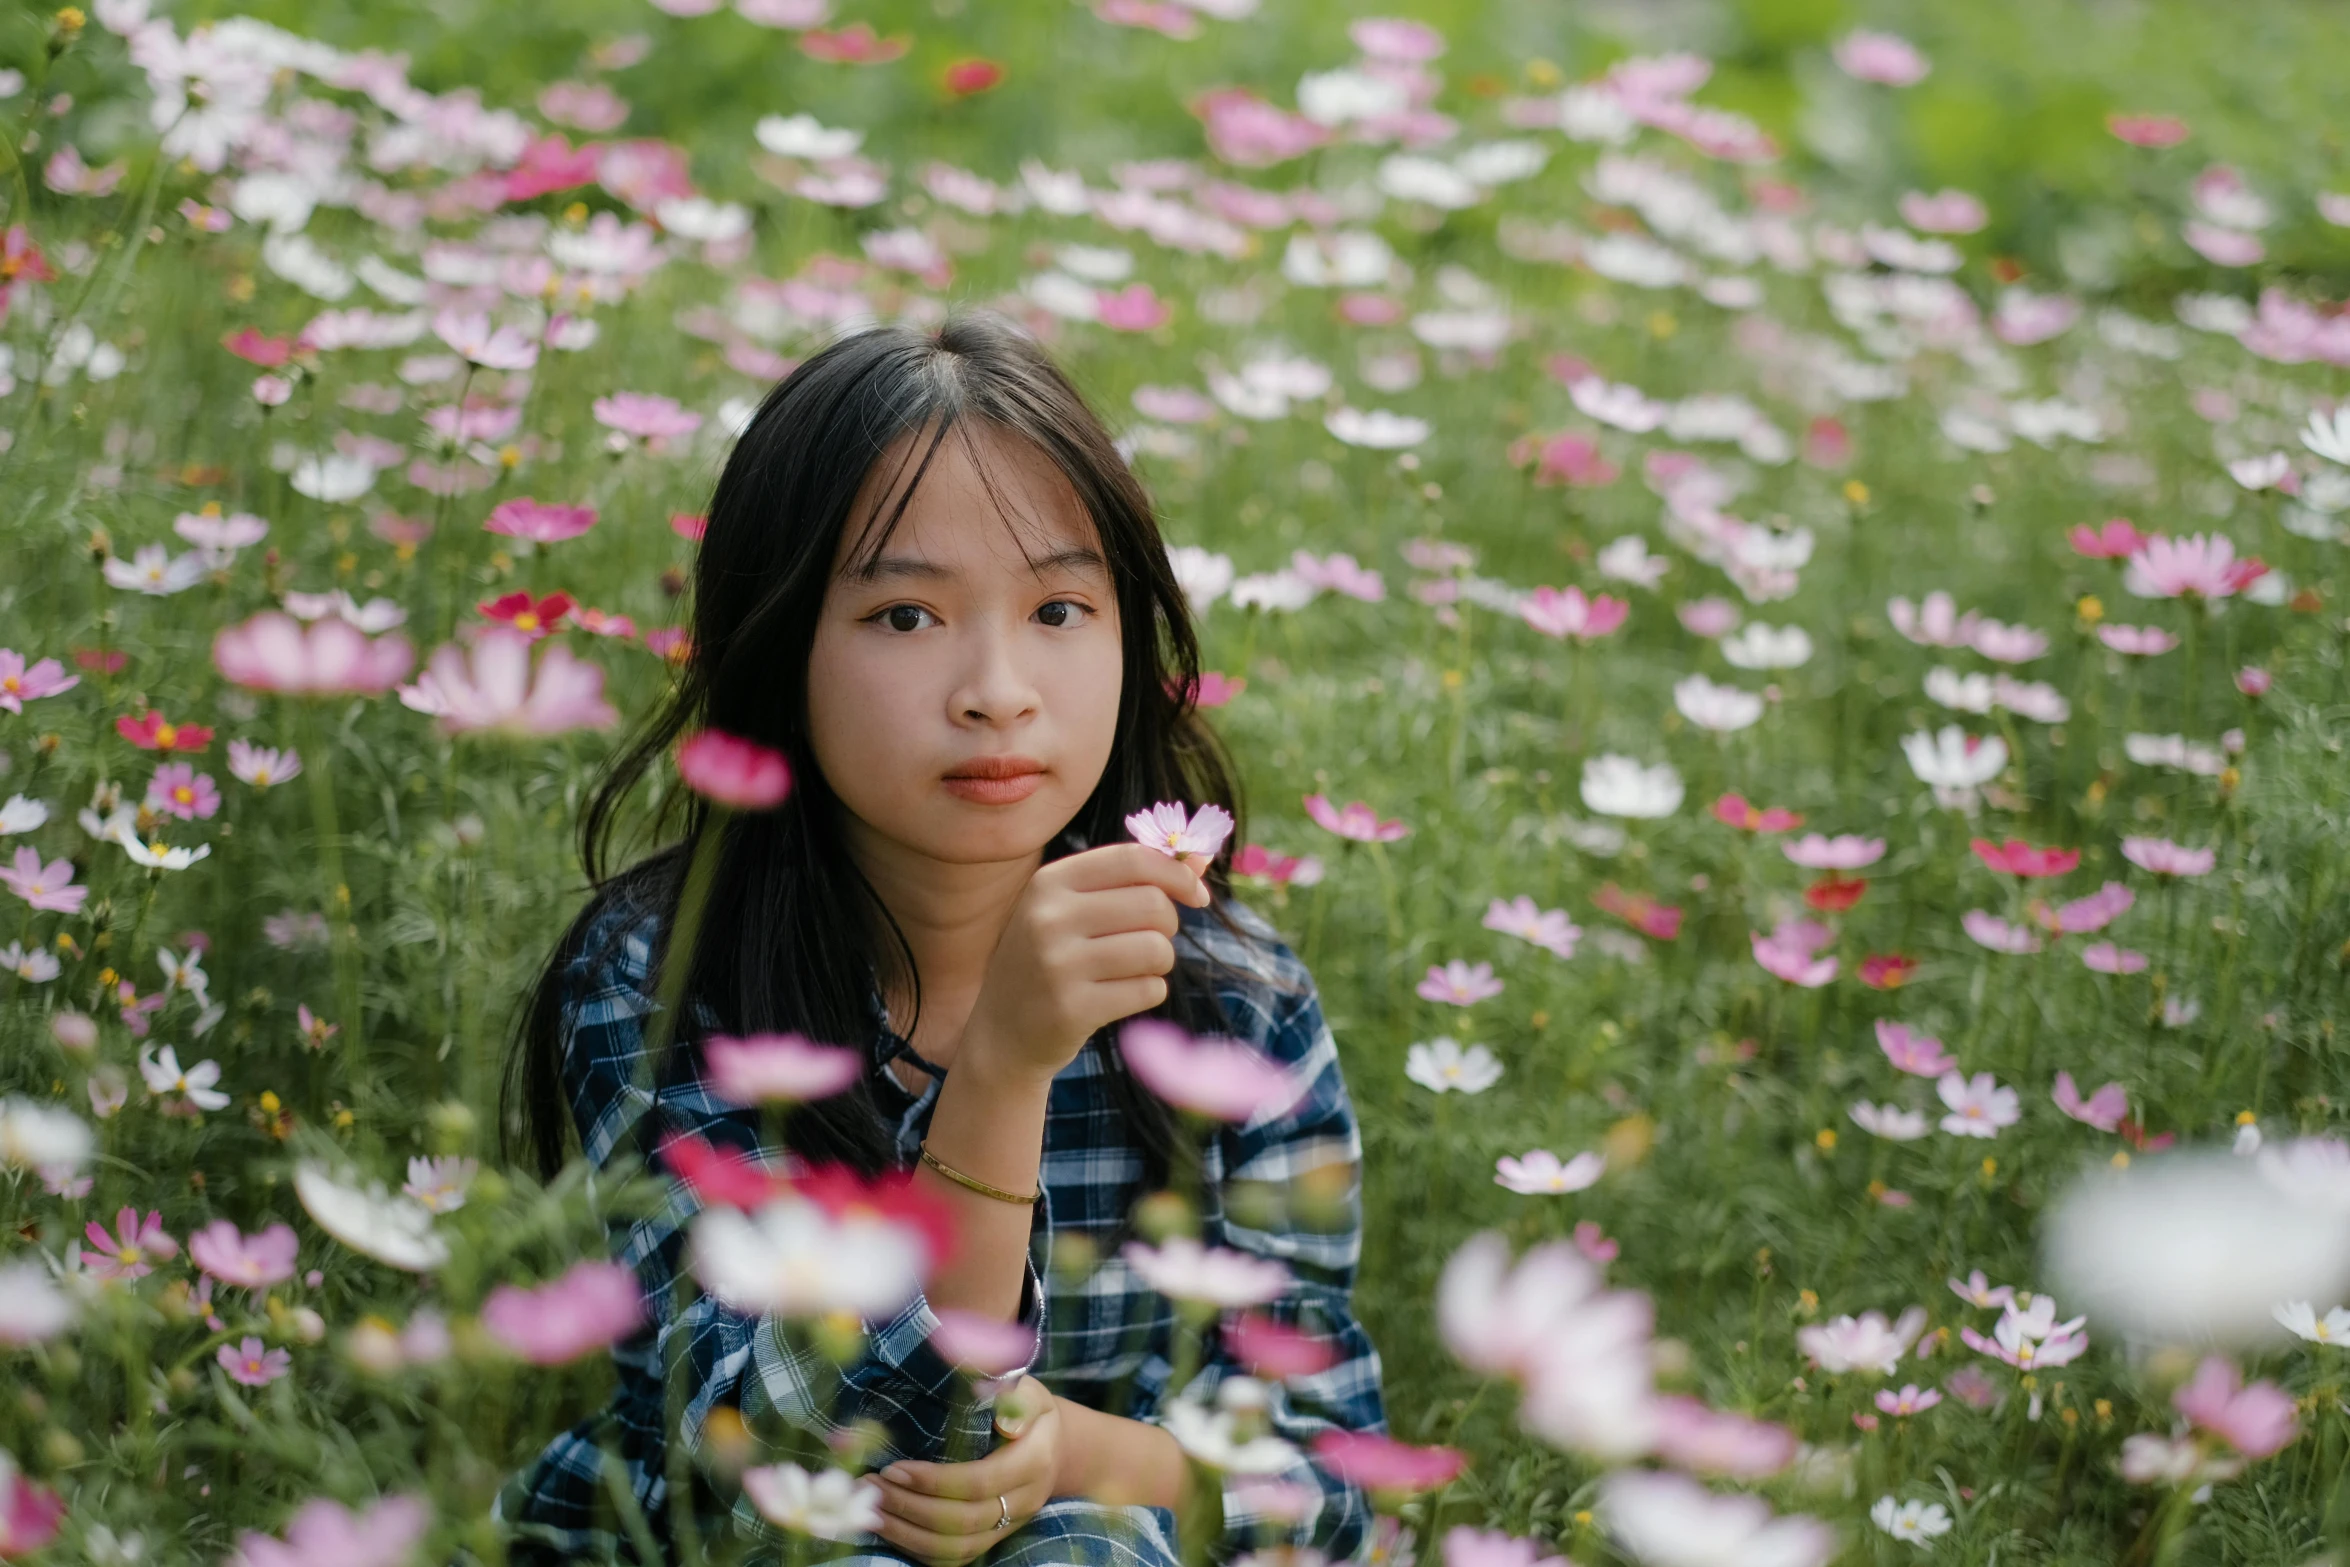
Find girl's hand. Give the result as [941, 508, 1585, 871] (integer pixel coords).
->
[961, 844, 1210, 1084]
[871, 1376, 1063, 1566]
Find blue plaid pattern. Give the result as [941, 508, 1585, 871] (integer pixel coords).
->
[498, 891, 1386, 1565]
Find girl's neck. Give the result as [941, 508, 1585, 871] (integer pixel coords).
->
[845, 818, 1041, 1073]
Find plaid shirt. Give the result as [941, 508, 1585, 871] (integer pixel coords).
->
[499, 889, 1386, 1564]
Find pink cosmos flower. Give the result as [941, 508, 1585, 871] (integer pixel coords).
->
[226, 740, 302, 788]
[1291, 551, 1386, 603]
[1899, 189, 1987, 234]
[481, 1259, 645, 1366]
[2082, 942, 2149, 974]
[1419, 960, 1503, 1005]
[190, 1220, 300, 1289]
[2038, 881, 2136, 935]
[1439, 1527, 1570, 1567]
[1095, 283, 1171, 332]
[705, 1033, 863, 1105]
[1943, 1365, 2001, 1409]
[1574, 1221, 1618, 1264]
[1959, 1297, 2088, 1370]
[1875, 1384, 1942, 1416]
[79, 1207, 179, 1282]
[1751, 920, 1836, 988]
[484, 498, 598, 542]
[213, 612, 416, 696]
[1962, 910, 2042, 954]
[144, 762, 221, 821]
[1971, 838, 2080, 879]
[433, 308, 538, 370]
[1796, 1306, 1927, 1374]
[1125, 801, 1235, 867]
[1887, 591, 1979, 648]
[1313, 1430, 1466, 1494]
[2109, 112, 2189, 148]
[1304, 794, 1407, 842]
[2069, 518, 2150, 559]
[2052, 1071, 2127, 1132]
[1649, 1395, 1797, 1478]
[929, 1306, 1039, 1376]
[1229, 844, 1323, 887]
[1186, 672, 1245, 708]
[2098, 624, 2178, 656]
[0, 1460, 65, 1556]
[0, 650, 78, 714]
[1713, 793, 1802, 833]
[1833, 30, 1928, 85]
[1524, 432, 1620, 488]
[1494, 1149, 1606, 1195]
[2122, 836, 2215, 877]
[1678, 597, 1740, 639]
[2237, 666, 2273, 697]
[1969, 619, 2048, 663]
[1936, 1071, 2019, 1137]
[1876, 1020, 1954, 1077]
[218, 1335, 292, 1386]
[1482, 895, 1580, 959]
[1949, 1271, 2016, 1309]
[228, 1494, 432, 1567]
[2123, 533, 2268, 600]
[675, 729, 793, 810]
[1784, 834, 1884, 871]
[2, 848, 88, 914]
[396, 631, 619, 738]
[2173, 1357, 2299, 1458]
[1121, 1019, 1304, 1122]
[1518, 585, 1628, 641]
[593, 391, 703, 441]
[1593, 883, 1683, 941]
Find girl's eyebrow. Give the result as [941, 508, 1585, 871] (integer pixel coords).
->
[848, 545, 1109, 583]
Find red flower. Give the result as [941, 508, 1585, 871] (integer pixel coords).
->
[1803, 874, 1867, 913]
[478, 590, 576, 639]
[1859, 954, 1917, 989]
[790, 1164, 957, 1268]
[116, 710, 213, 752]
[1226, 1313, 1338, 1380]
[1712, 793, 1804, 833]
[942, 58, 1005, 95]
[1970, 838, 2081, 879]
[1592, 883, 1683, 941]
[74, 648, 128, 674]
[658, 1129, 789, 1209]
[800, 22, 910, 63]
[2118, 1117, 2176, 1152]
[669, 512, 708, 541]
[221, 327, 294, 368]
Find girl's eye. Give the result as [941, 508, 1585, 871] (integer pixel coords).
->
[1036, 599, 1091, 629]
[876, 604, 936, 633]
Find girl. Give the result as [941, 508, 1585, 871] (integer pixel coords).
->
[499, 315, 1385, 1566]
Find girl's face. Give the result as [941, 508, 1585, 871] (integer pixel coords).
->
[807, 423, 1125, 870]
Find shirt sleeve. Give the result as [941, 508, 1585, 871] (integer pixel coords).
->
[1146, 966, 1388, 1562]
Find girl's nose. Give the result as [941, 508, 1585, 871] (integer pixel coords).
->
[951, 628, 1041, 725]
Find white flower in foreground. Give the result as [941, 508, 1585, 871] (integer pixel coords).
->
[1581, 754, 1684, 819]
[1797, 1307, 1927, 1375]
[1122, 1236, 1289, 1308]
[1600, 1468, 1838, 1567]
[1325, 407, 1429, 449]
[1720, 623, 1813, 669]
[1673, 674, 1764, 732]
[0, 1259, 74, 1344]
[1849, 1102, 1931, 1142]
[137, 1045, 229, 1112]
[1406, 1037, 1503, 1095]
[2273, 1300, 2350, 1346]
[288, 453, 377, 503]
[740, 1462, 883, 1541]
[2255, 1136, 2350, 1213]
[0, 796, 48, 835]
[2302, 406, 2350, 467]
[1496, 1149, 1607, 1194]
[693, 1196, 927, 1320]
[295, 1162, 450, 1272]
[1902, 726, 2007, 791]
[1870, 1497, 1952, 1548]
[1440, 1231, 1658, 1460]
[0, 1097, 94, 1172]
[1163, 1379, 1301, 1473]
[108, 821, 212, 871]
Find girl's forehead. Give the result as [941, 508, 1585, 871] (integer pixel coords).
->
[837, 421, 1103, 574]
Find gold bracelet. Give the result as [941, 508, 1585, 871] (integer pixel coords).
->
[919, 1143, 1039, 1206]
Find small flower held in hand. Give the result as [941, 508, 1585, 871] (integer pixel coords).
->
[1124, 799, 1235, 870]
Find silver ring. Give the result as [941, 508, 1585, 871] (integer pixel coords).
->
[994, 1495, 1011, 1531]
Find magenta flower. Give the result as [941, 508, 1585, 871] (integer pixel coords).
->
[226, 740, 302, 788]
[218, 1335, 292, 1386]
[144, 762, 222, 822]
[1312, 1430, 1467, 1494]
[1439, 1527, 1571, 1567]
[1962, 909, 2042, 954]
[1649, 1395, 1798, 1479]
[1482, 895, 1580, 959]
[0, 650, 78, 714]
[1833, 29, 1929, 85]
[484, 497, 598, 543]
[2, 848, 87, 914]
[1783, 834, 1885, 871]
[396, 631, 619, 738]
[1120, 1019, 1304, 1122]
[2123, 533, 2268, 600]
[1874, 1384, 1942, 1417]
[675, 729, 793, 810]
[2237, 665, 2274, 697]
[1303, 794, 1408, 842]
[1518, 585, 1628, 641]
[229, 1494, 432, 1567]
[704, 1032, 863, 1105]
[1095, 283, 1171, 332]
[2097, 624, 2177, 656]
[1936, 1071, 2019, 1137]
[2174, 1357, 2299, 1458]
[189, 1220, 300, 1289]
[2052, 1071, 2127, 1132]
[213, 612, 416, 696]
[1124, 800, 1235, 866]
[0, 1462, 65, 1556]
[1875, 1020, 1954, 1077]
[1494, 1149, 1606, 1194]
[2031, 881, 2135, 936]
[2121, 836, 2216, 878]
[1751, 920, 1836, 988]
[2081, 942, 2149, 974]
[1418, 960, 1503, 1005]
[593, 391, 703, 441]
[78, 1207, 179, 1282]
[1970, 838, 2081, 879]
[481, 1259, 645, 1366]
[2070, 519, 2149, 558]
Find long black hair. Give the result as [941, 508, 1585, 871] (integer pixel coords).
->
[505, 312, 1251, 1190]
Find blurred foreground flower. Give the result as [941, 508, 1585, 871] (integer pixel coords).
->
[1120, 1018, 1303, 1122]
[740, 1462, 883, 1540]
[676, 729, 793, 809]
[396, 630, 617, 737]
[294, 1163, 450, 1273]
[481, 1259, 644, 1365]
[1599, 1469, 1836, 1567]
[227, 1493, 430, 1567]
[692, 1194, 927, 1317]
[213, 612, 416, 696]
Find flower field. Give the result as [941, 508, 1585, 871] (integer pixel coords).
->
[7, 0, 2350, 1561]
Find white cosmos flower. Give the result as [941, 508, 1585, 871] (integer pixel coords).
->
[1569, 377, 1667, 433]
[1228, 570, 1317, 612]
[1601, 1465, 1837, 1567]
[1580, 754, 1684, 819]
[1122, 1236, 1289, 1308]
[1281, 230, 1392, 288]
[1325, 407, 1430, 449]
[1162, 1379, 1302, 1473]
[0, 796, 50, 834]
[2273, 1300, 2350, 1346]
[0, 1097, 94, 1171]
[289, 453, 378, 502]
[1405, 1037, 1503, 1095]
[137, 1045, 229, 1112]
[754, 113, 863, 160]
[1296, 67, 1409, 126]
[102, 544, 207, 596]
[693, 1196, 928, 1320]
[108, 822, 212, 871]
[1901, 726, 2007, 790]
[2301, 406, 2350, 467]
[1849, 1102, 1931, 1141]
[0, 1259, 74, 1344]
[1870, 1497, 1952, 1548]
[1167, 546, 1235, 613]
[295, 1162, 451, 1272]
[1597, 535, 1669, 588]
[1377, 154, 1480, 209]
[261, 232, 353, 300]
[1720, 623, 1813, 669]
[1673, 674, 1764, 732]
[739, 1462, 884, 1540]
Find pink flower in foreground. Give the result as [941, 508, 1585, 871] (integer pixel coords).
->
[593, 391, 703, 441]
[144, 762, 221, 821]
[673, 730, 792, 810]
[1875, 1384, 1942, 1417]
[1783, 833, 1884, 870]
[2052, 1071, 2127, 1132]
[190, 1220, 300, 1289]
[1125, 800, 1235, 867]
[1936, 1071, 2019, 1137]
[2174, 1357, 2299, 1458]
[1833, 29, 1928, 85]
[705, 1033, 862, 1106]
[2081, 942, 2148, 974]
[0, 650, 78, 714]
[1228, 1314, 1340, 1382]
[1650, 1395, 1797, 1478]
[1440, 1527, 1571, 1567]
[1095, 283, 1171, 332]
[2108, 113, 2189, 148]
[1494, 1148, 1606, 1195]
[2122, 836, 2215, 878]
[396, 631, 619, 738]
[79, 1208, 177, 1282]
[484, 497, 598, 543]
[1971, 838, 2080, 879]
[0, 1456, 65, 1555]
[2123, 534, 2267, 600]
[1121, 1019, 1303, 1122]
[2, 848, 87, 915]
[1518, 585, 1628, 641]
[218, 1335, 292, 1386]
[481, 1259, 645, 1366]
[1313, 1431, 1466, 1494]
[228, 1494, 432, 1567]
[2070, 518, 2149, 558]
[1875, 1020, 1954, 1077]
[1751, 921, 1836, 988]
[213, 612, 416, 696]
[929, 1306, 1038, 1376]
[1304, 794, 1408, 842]
[1418, 960, 1503, 1005]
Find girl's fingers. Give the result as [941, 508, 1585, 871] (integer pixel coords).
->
[871, 1510, 983, 1567]
[1066, 884, 1182, 938]
[885, 1418, 1056, 1501]
[873, 1480, 1003, 1538]
[1060, 844, 1212, 906]
[1079, 929, 1177, 981]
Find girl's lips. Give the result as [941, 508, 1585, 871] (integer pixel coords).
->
[941, 766, 1044, 805]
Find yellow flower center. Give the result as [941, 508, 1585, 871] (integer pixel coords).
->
[514, 612, 539, 631]
[155, 722, 178, 746]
